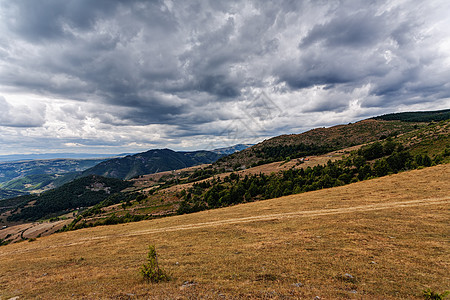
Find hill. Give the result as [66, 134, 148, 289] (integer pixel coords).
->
[0, 158, 109, 199]
[81, 149, 223, 180]
[0, 189, 27, 203]
[0, 164, 448, 299]
[5, 175, 132, 222]
[0, 147, 246, 198]
[215, 119, 422, 169]
[373, 108, 450, 122]
[0, 158, 109, 184]
[0, 173, 80, 193]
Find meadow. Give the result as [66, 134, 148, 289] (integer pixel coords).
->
[0, 164, 448, 299]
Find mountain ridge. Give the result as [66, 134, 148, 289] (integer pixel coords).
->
[214, 118, 423, 169]
[80, 149, 224, 180]
[373, 108, 450, 122]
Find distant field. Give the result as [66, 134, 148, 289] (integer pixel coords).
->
[0, 164, 449, 299]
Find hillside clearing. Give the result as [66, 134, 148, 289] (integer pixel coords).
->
[0, 164, 449, 299]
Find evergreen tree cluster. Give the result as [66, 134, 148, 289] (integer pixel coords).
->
[374, 109, 450, 122]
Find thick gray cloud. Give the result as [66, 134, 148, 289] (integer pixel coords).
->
[0, 0, 449, 154]
[0, 96, 45, 127]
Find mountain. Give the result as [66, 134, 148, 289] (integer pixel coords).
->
[215, 119, 422, 169]
[81, 149, 223, 180]
[211, 144, 253, 155]
[373, 108, 450, 122]
[0, 158, 110, 200]
[0, 146, 244, 199]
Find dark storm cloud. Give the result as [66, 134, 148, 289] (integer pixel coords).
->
[276, 1, 450, 112]
[299, 9, 391, 49]
[3, 0, 117, 41]
[0, 0, 449, 153]
[2, 0, 177, 42]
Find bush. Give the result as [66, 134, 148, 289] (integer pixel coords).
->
[140, 245, 170, 283]
[422, 288, 450, 300]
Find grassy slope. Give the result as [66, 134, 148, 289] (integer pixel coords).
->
[398, 119, 450, 157]
[0, 164, 448, 299]
[216, 119, 421, 168]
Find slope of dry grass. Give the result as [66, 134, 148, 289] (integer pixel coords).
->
[0, 164, 449, 299]
[216, 119, 422, 168]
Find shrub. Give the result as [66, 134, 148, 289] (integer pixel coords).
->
[423, 288, 450, 300]
[140, 245, 170, 283]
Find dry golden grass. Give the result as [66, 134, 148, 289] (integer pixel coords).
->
[0, 219, 70, 243]
[1, 164, 449, 299]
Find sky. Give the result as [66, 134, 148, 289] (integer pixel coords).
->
[0, 0, 449, 155]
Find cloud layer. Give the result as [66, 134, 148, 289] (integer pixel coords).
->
[0, 0, 449, 154]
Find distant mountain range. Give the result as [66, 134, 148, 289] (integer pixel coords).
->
[80, 145, 253, 180]
[81, 149, 224, 180]
[0, 153, 133, 162]
[211, 144, 254, 155]
[0, 144, 252, 199]
[0, 158, 108, 184]
[2, 107, 449, 201]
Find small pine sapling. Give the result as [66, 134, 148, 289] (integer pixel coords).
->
[140, 245, 170, 283]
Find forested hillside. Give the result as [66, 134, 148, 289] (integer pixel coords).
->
[81, 149, 223, 180]
[6, 175, 132, 222]
[0, 158, 107, 184]
[0, 158, 108, 199]
[0, 189, 27, 204]
[373, 108, 450, 122]
[1, 113, 448, 241]
[58, 119, 449, 232]
[215, 119, 422, 169]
